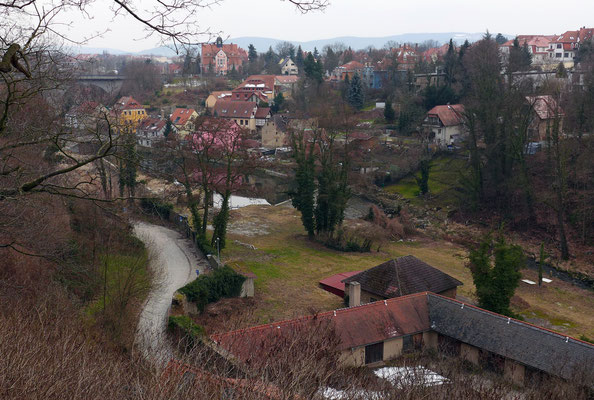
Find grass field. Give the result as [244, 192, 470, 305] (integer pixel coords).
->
[219, 204, 594, 338]
[384, 155, 467, 207]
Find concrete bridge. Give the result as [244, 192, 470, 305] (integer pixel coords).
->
[76, 75, 128, 93]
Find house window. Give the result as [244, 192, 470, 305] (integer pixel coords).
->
[564, 53, 569, 58]
[364, 342, 384, 364]
[557, 44, 561, 49]
[556, 53, 562, 58]
[402, 335, 414, 353]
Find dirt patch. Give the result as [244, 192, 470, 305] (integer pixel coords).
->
[192, 297, 261, 334]
[227, 220, 270, 237]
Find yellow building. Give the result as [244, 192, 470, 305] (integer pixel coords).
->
[113, 96, 147, 133]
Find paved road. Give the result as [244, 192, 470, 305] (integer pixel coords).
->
[133, 221, 207, 365]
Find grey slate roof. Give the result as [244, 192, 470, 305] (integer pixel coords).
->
[427, 293, 594, 379]
[342, 256, 463, 299]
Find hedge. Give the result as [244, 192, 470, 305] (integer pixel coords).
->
[178, 266, 245, 312]
[140, 198, 173, 220]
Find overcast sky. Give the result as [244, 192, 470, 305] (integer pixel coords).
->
[64, 0, 594, 51]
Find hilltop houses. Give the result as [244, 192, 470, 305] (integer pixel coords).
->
[201, 37, 248, 76]
[279, 57, 298, 75]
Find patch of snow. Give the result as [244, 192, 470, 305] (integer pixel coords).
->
[522, 279, 536, 285]
[374, 366, 448, 388]
[213, 193, 270, 209]
[319, 387, 383, 400]
[542, 278, 552, 283]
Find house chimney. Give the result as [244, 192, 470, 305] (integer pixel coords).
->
[348, 281, 361, 307]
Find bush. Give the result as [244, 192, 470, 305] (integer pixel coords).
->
[140, 198, 173, 220]
[168, 315, 205, 338]
[179, 266, 245, 312]
[196, 235, 216, 256]
[322, 228, 372, 253]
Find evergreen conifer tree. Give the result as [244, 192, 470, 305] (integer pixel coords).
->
[347, 73, 364, 109]
[384, 99, 395, 123]
[248, 44, 258, 62]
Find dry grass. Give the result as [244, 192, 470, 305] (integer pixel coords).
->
[221, 204, 594, 338]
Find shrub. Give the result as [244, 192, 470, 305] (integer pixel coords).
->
[168, 315, 205, 338]
[196, 235, 216, 256]
[178, 266, 245, 312]
[322, 228, 372, 253]
[140, 198, 173, 220]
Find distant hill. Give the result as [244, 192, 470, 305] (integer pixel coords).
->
[73, 33, 508, 56]
[228, 33, 497, 52]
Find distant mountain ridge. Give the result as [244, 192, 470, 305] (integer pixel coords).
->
[73, 32, 506, 56]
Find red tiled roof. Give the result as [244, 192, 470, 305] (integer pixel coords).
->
[275, 75, 299, 84]
[502, 35, 554, 49]
[254, 107, 271, 119]
[201, 42, 248, 67]
[339, 61, 364, 71]
[138, 117, 166, 132]
[114, 96, 144, 110]
[426, 104, 465, 127]
[211, 292, 431, 361]
[237, 75, 276, 92]
[526, 95, 564, 120]
[319, 271, 363, 297]
[170, 108, 196, 127]
[213, 100, 257, 118]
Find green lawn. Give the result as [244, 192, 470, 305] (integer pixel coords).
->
[222, 205, 473, 324]
[219, 204, 594, 338]
[384, 155, 466, 207]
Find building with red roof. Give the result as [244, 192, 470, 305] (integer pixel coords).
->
[422, 104, 466, 148]
[201, 37, 248, 76]
[422, 43, 451, 63]
[136, 117, 173, 147]
[211, 291, 594, 386]
[170, 108, 198, 136]
[501, 35, 554, 66]
[112, 96, 147, 133]
[319, 271, 363, 297]
[525, 95, 564, 141]
[212, 100, 271, 133]
[331, 60, 365, 81]
[547, 27, 594, 66]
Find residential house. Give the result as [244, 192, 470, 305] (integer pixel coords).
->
[211, 292, 594, 386]
[112, 96, 147, 133]
[260, 114, 311, 149]
[379, 44, 420, 71]
[235, 75, 276, 99]
[422, 43, 451, 64]
[547, 27, 594, 68]
[331, 60, 365, 81]
[274, 75, 299, 98]
[500, 35, 554, 66]
[526, 95, 564, 141]
[170, 108, 198, 136]
[136, 117, 173, 147]
[230, 87, 270, 104]
[205, 90, 232, 110]
[201, 36, 248, 76]
[213, 100, 259, 131]
[278, 58, 298, 75]
[422, 104, 466, 148]
[65, 101, 107, 131]
[339, 256, 462, 305]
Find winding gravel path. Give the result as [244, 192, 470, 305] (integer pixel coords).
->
[133, 221, 208, 365]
